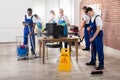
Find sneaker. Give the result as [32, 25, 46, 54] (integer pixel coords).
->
[82, 48, 90, 51]
[21, 57, 29, 60]
[31, 51, 36, 55]
[96, 66, 104, 70]
[86, 62, 96, 66]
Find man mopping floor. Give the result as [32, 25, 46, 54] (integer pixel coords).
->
[85, 7, 104, 74]
[22, 8, 38, 59]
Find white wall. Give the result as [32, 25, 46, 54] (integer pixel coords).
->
[0, 0, 33, 42]
[59, 0, 72, 23]
[45, 0, 59, 23]
[33, 0, 45, 22]
[33, 0, 80, 25]
[0, 0, 80, 42]
[72, 0, 80, 26]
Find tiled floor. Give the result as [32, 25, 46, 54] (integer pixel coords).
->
[0, 43, 120, 80]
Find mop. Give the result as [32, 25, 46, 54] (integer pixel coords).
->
[90, 44, 103, 75]
[28, 25, 40, 59]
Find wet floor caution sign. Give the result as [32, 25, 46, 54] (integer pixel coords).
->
[58, 48, 71, 71]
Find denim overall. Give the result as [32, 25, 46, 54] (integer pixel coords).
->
[84, 24, 90, 49]
[23, 15, 35, 53]
[89, 15, 104, 67]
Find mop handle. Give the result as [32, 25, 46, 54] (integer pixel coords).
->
[28, 25, 35, 51]
[91, 43, 96, 63]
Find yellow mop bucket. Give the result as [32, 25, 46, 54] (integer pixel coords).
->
[58, 48, 71, 71]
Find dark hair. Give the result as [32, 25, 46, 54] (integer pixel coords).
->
[85, 7, 93, 13]
[82, 6, 87, 10]
[27, 8, 32, 12]
[34, 14, 38, 17]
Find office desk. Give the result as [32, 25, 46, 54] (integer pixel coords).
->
[38, 37, 78, 64]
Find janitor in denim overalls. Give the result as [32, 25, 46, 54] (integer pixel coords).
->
[22, 8, 36, 57]
[85, 7, 104, 70]
[58, 8, 70, 48]
[79, 6, 90, 51]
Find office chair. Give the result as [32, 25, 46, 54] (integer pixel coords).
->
[46, 42, 61, 60]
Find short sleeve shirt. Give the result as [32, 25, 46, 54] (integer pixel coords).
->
[91, 13, 103, 30]
[82, 14, 90, 24]
[23, 14, 36, 23]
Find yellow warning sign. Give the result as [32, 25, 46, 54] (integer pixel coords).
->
[58, 48, 71, 71]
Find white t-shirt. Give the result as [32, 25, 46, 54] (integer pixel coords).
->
[49, 15, 56, 23]
[33, 17, 43, 24]
[82, 14, 90, 24]
[57, 15, 69, 24]
[23, 15, 36, 23]
[91, 13, 103, 30]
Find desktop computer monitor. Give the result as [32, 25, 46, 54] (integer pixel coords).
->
[57, 25, 64, 37]
[45, 23, 64, 38]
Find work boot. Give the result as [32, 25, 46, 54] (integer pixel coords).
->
[96, 66, 104, 70]
[86, 62, 96, 66]
[82, 48, 90, 51]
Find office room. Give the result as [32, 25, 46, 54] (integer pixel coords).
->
[0, 0, 120, 80]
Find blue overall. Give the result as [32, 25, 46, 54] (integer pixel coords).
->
[89, 15, 104, 67]
[84, 24, 90, 49]
[51, 19, 56, 23]
[23, 15, 35, 53]
[58, 18, 68, 48]
[58, 19, 68, 37]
